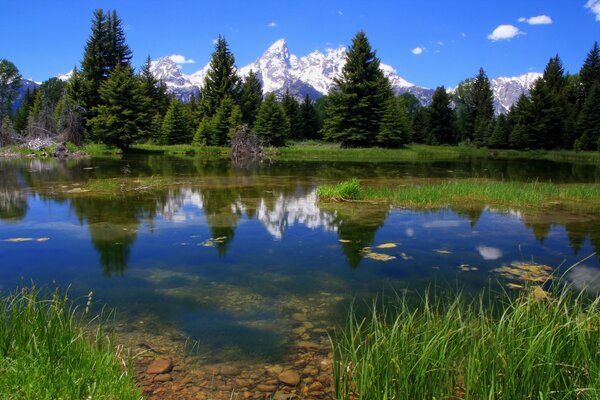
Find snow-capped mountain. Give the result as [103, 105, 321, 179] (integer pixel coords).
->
[13, 79, 39, 113]
[139, 39, 542, 113]
[150, 57, 199, 102]
[490, 72, 542, 114]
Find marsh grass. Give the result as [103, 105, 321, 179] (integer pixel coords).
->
[318, 178, 600, 210]
[0, 287, 141, 400]
[333, 286, 600, 399]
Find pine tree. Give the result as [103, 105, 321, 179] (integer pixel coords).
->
[281, 89, 302, 140]
[161, 100, 193, 145]
[508, 94, 534, 149]
[527, 57, 566, 149]
[427, 86, 456, 145]
[80, 9, 132, 116]
[574, 82, 600, 151]
[239, 70, 262, 126]
[0, 59, 22, 120]
[228, 104, 243, 141]
[487, 114, 510, 148]
[138, 55, 168, 140]
[13, 88, 34, 133]
[208, 97, 237, 146]
[193, 117, 212, 146]
[200, 35, 241, 117]
[377, 96, 410, 148]
[323, 31, 393, 147]
[579, 42, 600, 107]
[472, 68, 495, 146]
[88, 65, 147, 150]
[299, 95, 321, 140]
[254, 93, 290, 146]
[411, 107, 428, 144]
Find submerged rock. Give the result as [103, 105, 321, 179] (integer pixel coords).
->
[146, 358, 173, 374]
[278, 370, 300, 386]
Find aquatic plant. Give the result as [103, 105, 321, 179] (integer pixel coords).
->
[332, 286, 600, 399]
[0, 287, 141, 400]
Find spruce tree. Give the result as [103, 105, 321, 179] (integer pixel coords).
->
[411, 107, 428, 144]
[508, 94, 534, 149]
[193, 117, 212, 146]
[161, 100, 193, 145]
[472, 68, 495, 146]
[377, 96, 410, 148]
[281, 89, 302, 140]
[88, 65, 147, 150]
[13, 88, 34, 133]
[106, 10, 132, 71]
[138, 55, 168, 140]
[299, 95, 321, 140]
[579, 42, 600, 107]
[208, 97, 237, 146]
[254, 93, 290, 146]
[427, 86, 456, 145]
[239, 70, 262, 126]
[487, 114, 510, 148]
[574, 82, 600, 151]
[200, 36, 241, 117]
[323, 31, 393, 147]
[528, 57, 566, 149]
[0, 59, 22, 120]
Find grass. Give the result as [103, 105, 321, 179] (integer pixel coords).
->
[0, 287, 141, 400]
[333, 286, 600, 399]
[317, 178, 600, 210]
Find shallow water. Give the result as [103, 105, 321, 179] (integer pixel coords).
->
[1, 155, 600, 363]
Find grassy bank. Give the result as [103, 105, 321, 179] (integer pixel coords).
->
[78, 142, 600, 163]
[0, 287, 141, 400]
[317, 178, 600, 210]
[333, 287, 600, 399]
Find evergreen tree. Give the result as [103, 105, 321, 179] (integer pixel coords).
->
[487, 114, 510, 148]
[80, 9, 131, 115]
[88, 65, 147, 150]
[508, 94, 534, 149]
[411, 107, 428, 144]
[0, 59, 22, 120]
[138, 55, 168, 139]
[13, 88, 34, 133]
[427, 86, 456, 145]
[574, 82, 600, 151]
[161, 100, 193, 145]
[299, 95, 321, 140]
[193, 117, 212, 146]
[239, 70, 262, 126]
[228, 104, 243, 140]
[528, 57, 566, 149]
[200, 35, 241, 117]
[208, 97, 237, 146]
[472, 68, 495, 146]
[377, 96, 410, 148]
[579, 42, 600, 107]
[281, 89, 302, 140]
[454, 68, 494, 145]
[254, 93, 290, 146]
[323, 31, 393, 147]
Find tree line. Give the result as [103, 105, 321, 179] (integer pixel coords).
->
[0, 9, 599, 152]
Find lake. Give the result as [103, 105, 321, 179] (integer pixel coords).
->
[1, 154, 600, 366]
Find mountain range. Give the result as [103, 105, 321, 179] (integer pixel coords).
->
[150, 39, 542, 114]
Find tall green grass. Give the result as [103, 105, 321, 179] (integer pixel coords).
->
[318, 178, 600, 210]
[333, 287, 600, 399]
[0, 287, 141, 400]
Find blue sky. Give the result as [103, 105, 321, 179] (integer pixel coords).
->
[1, 0, 599, 88]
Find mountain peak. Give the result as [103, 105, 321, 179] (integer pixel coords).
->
[268, 38, 288, 51]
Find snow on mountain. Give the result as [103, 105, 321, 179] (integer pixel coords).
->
[490, 72, 542, 114]
[147, 39, 540, 112]
[150, 57, 199, 102]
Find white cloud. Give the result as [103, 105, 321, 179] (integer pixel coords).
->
[519, 15, 553, 25]
[461, 32, 467, 38]
[488, 24, 523, 41]
[436, 41, 444, 46]
[411, 47, 425, 55]
[167, 54, 195, 64]
[585, 0, 600, 20]
[267, 21, 277, 27]
[337, 10, 343, 15]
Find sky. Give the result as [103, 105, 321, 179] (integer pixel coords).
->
[1, 0, 599, 88]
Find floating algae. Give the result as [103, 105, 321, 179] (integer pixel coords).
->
[492, 261, 554, 283]
[376, 243, 397, 249]
[458, 264, 478, 272]
[434, 249, 453, 255]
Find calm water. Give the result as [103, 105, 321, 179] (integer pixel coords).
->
[1, 155, 600, 362]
